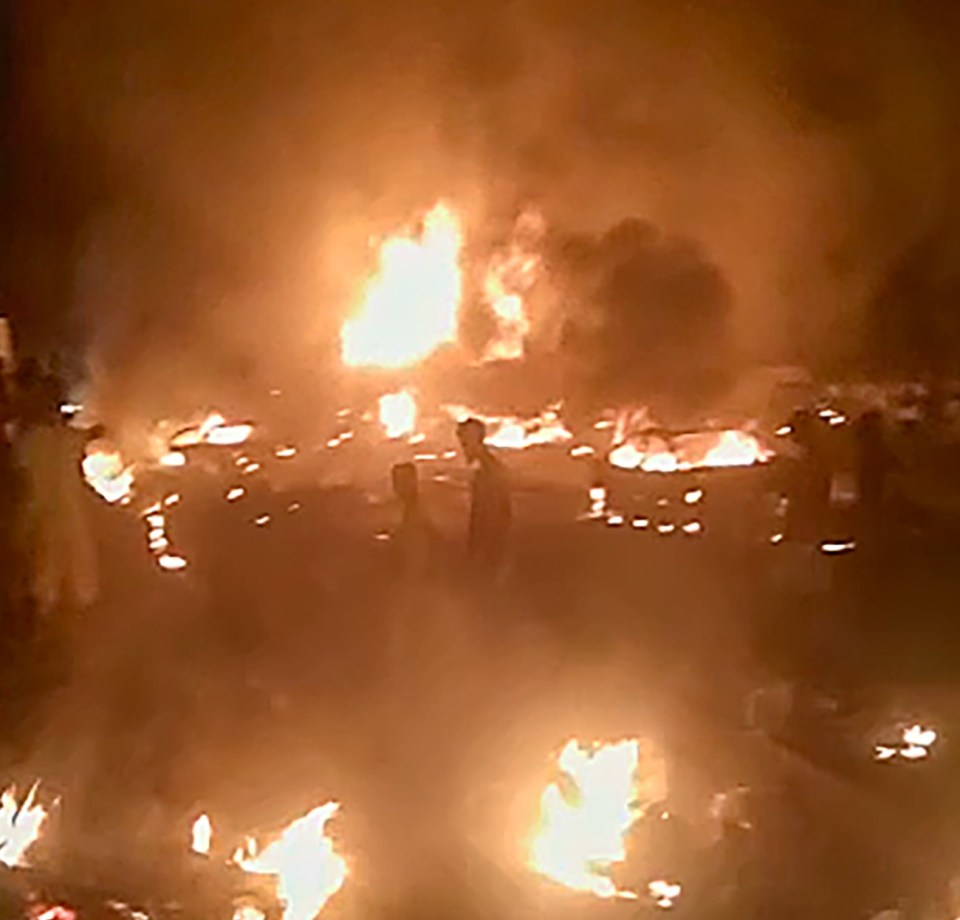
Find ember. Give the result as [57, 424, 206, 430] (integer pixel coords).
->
[529, 739, 641, 899]
[82, 444, 135, 504]
[341, 202, 462, 368]
[0, 784, 47, 868]
[236, 802, 347, 920]
[192, 813, 212, 855]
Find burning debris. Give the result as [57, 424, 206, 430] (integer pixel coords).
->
[529, 739, 642, 900]
[234, 803, 347, 920]
[191, 815, 212, 856]
[0, 785, 47, 869]
[378, 390, 417, 440]
[168, 413, 253, 450]
[444, 404, 572, 450]
[873, 723, 939, 764]
[81, 444, 134, 505]
[608, 427, 773, 473]
[341, 202, 462, 369]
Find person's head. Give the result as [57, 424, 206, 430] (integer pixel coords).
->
[456, 417, 487, 462]
[391, 462, 419, 506]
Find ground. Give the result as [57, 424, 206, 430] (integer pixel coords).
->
[2, 454, 960, 918]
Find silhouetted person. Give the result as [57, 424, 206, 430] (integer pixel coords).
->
[456, 418, 511, 582]
[785, 409, 830, 543]
[391, 461, 435, 585]
[854, 410, 891, 529]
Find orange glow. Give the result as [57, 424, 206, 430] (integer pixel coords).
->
[342, 203, 463, 368]
[237, 802, 347, 920]
[609, 429, 772, 472]
[529, 740, 641, 899]
[445, 404, 572, 450]
[481, 209, 544, 362]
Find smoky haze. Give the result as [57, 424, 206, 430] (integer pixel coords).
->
[7, 0, 960, 419]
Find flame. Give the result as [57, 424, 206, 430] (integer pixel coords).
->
[529, 739, 641, 899]
[0, 784, 47, 868]
[192, 814, 212, 854]
[342, 202, 463, 368]
[482, 209, 544, 362]
[169, 413, 254, 449]
[82, 445, 135, 504]
[378, 390, 417, 439]
[444, 404, 572, 450]
[237, 802, 347, 920]
[608, 429, 772, 473]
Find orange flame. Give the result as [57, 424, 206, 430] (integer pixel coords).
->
[342, 203, 463, 368]
[0, 784, 47, 868]
[237, 802, 347, 920]
[444, 404, 572, 450]
[529, 740, 641, 899]
[609, 429, 772, 472]
[82, 444, 135, 504]
[482, 209, 544, 362]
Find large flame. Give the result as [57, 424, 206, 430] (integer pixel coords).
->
[481, 209, 544, 362]
[608, 429, 772, 473]
[0, 784, 47, 868]
[529, 740, 641, 900]
[342, 203, 463, 368]
[378, 390, 417, 439]
[82, 444, 135, 504]
[237, 802, 347, 920]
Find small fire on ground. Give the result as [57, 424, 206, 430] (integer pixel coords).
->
[0, 784, 47, 868]
[234, 802, 347, 920]
[529, 739, 642, 900]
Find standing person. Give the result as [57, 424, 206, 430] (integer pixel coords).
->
[456, 418, 511, 584]
[14, 373, 98, 619]
[854, 409, 892, 530]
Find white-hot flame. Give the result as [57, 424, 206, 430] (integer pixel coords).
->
[482, 208, 543, 362]
[192, 814, 212, 855]
[378, 390, 417, 439]
[82, 445, 135, 504]
[529, 739, 641, 899]
[237, 802, 347, 920]
[0, 784, 47, 868]
[609, 429, 772, 473]
[169, 413, 254, 449]
[342, 202, 462, 368]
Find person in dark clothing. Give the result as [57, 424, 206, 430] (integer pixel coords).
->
[854, 409, 891, 526]
[784, 409, 831, 543]
[456, 418, 511, 580]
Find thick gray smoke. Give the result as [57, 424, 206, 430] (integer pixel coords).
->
[10, 0, 960, 417]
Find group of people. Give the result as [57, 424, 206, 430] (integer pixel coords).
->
[0, 360, 98, 628]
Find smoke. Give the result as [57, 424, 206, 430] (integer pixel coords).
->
[10, 0, 960, 414]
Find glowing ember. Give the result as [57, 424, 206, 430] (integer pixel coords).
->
[82, 445, 135, 504]
[342, 202, 462, 368]
[207, 423, 254, 447]
[226, 487, 246, 502]
[157, 553, 188, 572]
[648, 880, 682, 909]
[588, 486, 607, 519]
[529, 739, 641, 900]
[378, 390, 417, 439]
[481, 208, 543, 362]
[275, 446, 298, 459]
[160, 451, 187, 468]
[192, 814, 212, 855]
[0, 784, 47, 868]
[608, 429, 772, 472]
[237, 802, 347, 920]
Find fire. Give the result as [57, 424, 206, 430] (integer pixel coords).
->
[378, 390, 417, 439]
[82, 444, 135, 504]
[444, 404, 572, 450]
[608, 429, 772, 473]
[192, 813, 212, 855]
[529, 739, 641, 900]
[341, 202, 463, 368]
[0, 784, 47, 868]
[237, 802, 347, 920]
[169, 413, 254, 449]
[482, 208, 544, 362]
